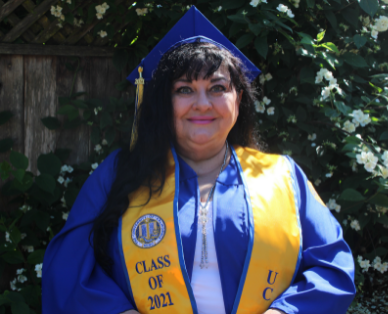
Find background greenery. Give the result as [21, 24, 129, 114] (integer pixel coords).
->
[1, 0, 388, 312]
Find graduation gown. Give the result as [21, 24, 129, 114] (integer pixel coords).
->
[42, 147, 356, 314]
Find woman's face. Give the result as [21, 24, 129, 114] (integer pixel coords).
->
[171, 65, 241, 157]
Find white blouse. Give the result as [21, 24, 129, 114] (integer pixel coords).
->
[191, 201, 226, 314]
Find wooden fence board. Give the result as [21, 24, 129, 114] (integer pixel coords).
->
[2, 0, 59, 43]
[23, 55, 58, 174]
[0, 0, 26, 24]
[55, 56, 90, 165]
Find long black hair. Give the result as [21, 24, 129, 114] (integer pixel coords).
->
[92, 42, 261, 271]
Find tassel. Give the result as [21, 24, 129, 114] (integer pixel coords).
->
[130, 66, 144, 150]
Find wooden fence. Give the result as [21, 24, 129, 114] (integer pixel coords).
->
[0, 51, 132, 179]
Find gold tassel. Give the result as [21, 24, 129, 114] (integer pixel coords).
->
[130, 66, 144, 150]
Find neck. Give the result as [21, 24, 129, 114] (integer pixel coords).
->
[177, 142, 229, 178]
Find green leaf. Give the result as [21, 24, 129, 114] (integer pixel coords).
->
[27, 249, 45, 264]
[380, 130, 388, 140]
[7, 292, 24, 304]
[57, 105, 79, 120]
[306, 0, 315, 8]
[236, 34, 254, 49]
[11, 169, 25, 183]
[11, 301, 30, 314]
[222, 0, 244, 10]
[227, 14, 248, 24]
[2, 251, 24, 264]
[0, 161, 11, 180]
[254, 36, 268, 59]
[249, 23, 262, 36]
[296, 106, 307, 122]
[377, 215, 388, 225]
[10, 151, 28, 170]
[105, 127, 116, 146]
[11, 173, 33, 192]
[324, 11, 337, 29]
[0, 138, 14, 153]
[299, 67, 314, 84]
[358, 0, 378, 16]
[37, 153, 62, 176]
[317, 30, 325, 42]
[100, 113, 113, 129]
[297, 32, 314, 45]
[369, 82, 382, 93]
[339, 188, 366, 201]
[370, 194, 388, 207]
[113, 49, 129, 72]
[72, 100, 89, 109]
[343, 53, 368, 68]
[0, 110, 13, 126]
[35, 174, 56, 194]
[320, 42, 339, 53]
[58, 97, 71, 106]
[353, 35, 367, 49]
[334, 101, 352, 115]
[41, 117, 61, 130]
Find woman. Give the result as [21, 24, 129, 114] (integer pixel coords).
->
[42, 7, 356, 314]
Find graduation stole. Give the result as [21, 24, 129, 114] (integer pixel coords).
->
[120, 146, 302, 314]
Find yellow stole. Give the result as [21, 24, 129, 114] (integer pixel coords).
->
[120, 146, 301, 314]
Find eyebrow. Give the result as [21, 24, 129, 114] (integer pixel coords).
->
[173, 77, 229, 84]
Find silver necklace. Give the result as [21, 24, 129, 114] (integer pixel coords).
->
[198, 141, 229, 269]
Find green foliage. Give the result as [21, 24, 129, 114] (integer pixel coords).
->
[1, 0, 388, 312]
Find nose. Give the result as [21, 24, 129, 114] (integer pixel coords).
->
[193, 88, 211, 111]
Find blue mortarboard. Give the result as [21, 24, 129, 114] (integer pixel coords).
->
[126, 6, 261, 84]
[127, 6, 261, 149]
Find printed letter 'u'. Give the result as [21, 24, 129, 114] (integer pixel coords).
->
[267, 270, 278, 285]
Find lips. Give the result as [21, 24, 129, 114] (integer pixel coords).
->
[187, 117, 215, 125]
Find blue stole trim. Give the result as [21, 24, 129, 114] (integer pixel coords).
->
[229, 146, 254, 314]
[118, 217, 137, 310]
[284, 156, 303, 284]
[171, 146, 199, 314]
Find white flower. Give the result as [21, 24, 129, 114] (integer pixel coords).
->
[262, 96, 271, 105]
[382, 151, 388, 163]
[16, 269, 25, 275]
[66, 0, 71, 4]
[371, 29, 378, 39]
[308, 133, 317, 141]
[35, 264, 43, 278]
[359, 258, 371, 272]
[94, 144, 102, 153]
[102, 139, 108, 145]
[326, 199, 341, 212]
[217, 6, 222, 11]
[343, 121, 356, 133]
[381, 0, 388, 3]
[60, 14, 65, 21]
[324, 71, 333, 80]
[381, 167, 388, 179]
[67, 165, 74, 173]
[267, 107, 275, 115]
[326, 172, 333, 178]
[19, 205, 32, 213]
[96, 13, 103, 19]
[350, 219, 361, 231]
[10, 278, 18, 291]
[97, 30, 107, 38]
[57, 176, 65, 184]
[136, 8, 148, 16]
[356, 151, 378, 172]
[375, 16, 388, 32]
[314, 179, 321, 186]
[350, 109, 371, 127]
[74, 18, 84, 27]
[89, 170, 94, 175]
[17, 269, 27, 283]
[91, 163, 99, 170]
[5, 232, 11, 243]
[64, 177, 72, 188]
[254, 101, 265, 113]
[22, 245, 34, 253]
[20, 233, 26, 239]
[61, 165, 69, 173]
[315, 75, 323, 84]
[286, 9, 294, 18]
[250, 0, 260, 7]
[62, 212, 69, 221]
[50, 5, 63, 18]
[265, 73, 273, 81]
[321, 87, 331, 99]
[277, 4, 288, 13]
[259, 75, 265, 84]
[329, 78, 337, 86]
[342, 219, 348, 226]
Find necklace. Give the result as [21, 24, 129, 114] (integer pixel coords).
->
[198, 141, 229, 269]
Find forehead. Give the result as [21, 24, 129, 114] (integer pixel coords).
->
[175, 63, 231, 82]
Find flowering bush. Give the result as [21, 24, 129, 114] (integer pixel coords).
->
[1, 0, 388, 311]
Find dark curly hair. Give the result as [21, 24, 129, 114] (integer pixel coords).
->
[92, 42, 261, 271]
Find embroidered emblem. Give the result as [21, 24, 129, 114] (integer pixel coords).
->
[132, 214, 166, 248]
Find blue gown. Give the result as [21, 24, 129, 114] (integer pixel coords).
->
[42, 149, 356, 314]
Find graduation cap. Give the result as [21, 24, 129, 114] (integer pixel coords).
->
[127, 5, 261, 148]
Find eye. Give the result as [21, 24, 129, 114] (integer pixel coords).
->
[211, 85, 226, 92]
[176, 86, 192, 94]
